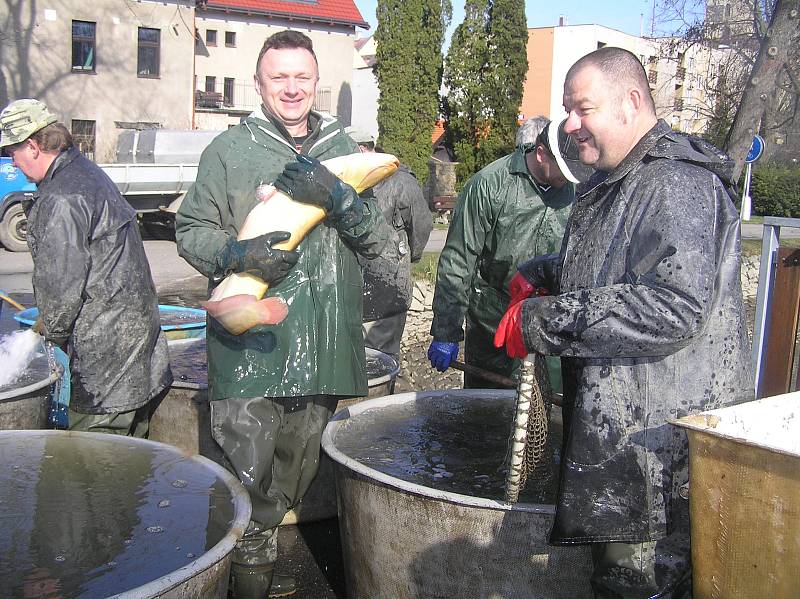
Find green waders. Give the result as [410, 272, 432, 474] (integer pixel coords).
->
[67, 388, 167, 438]
[211, 395, 338, 598]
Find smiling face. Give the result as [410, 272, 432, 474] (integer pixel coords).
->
[254, 46, 319, 137]
[562, 65, 640, 173]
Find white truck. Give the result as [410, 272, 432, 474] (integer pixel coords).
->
[0, 129, 221, 251]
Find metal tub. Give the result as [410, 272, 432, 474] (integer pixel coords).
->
[0, 430, 250, 597]
[322, 390, 593, 599]
[0, 337, 61, 430]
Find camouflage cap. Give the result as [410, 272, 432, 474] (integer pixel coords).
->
[344, 126, 375, 145]
[0, 99, 58, 147]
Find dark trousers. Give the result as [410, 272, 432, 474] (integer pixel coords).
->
[210, 394, 338, 565]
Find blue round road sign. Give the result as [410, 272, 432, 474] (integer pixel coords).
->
[746, 135, 764, 163]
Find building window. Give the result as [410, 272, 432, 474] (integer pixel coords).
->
[137, 27, 160, 78]
[205, 76, 216, 93]
[206, 29, 217, 46]
[71, 120, 96, 161]
[314, 87, 331, 113]
[225, 31, 236, 47]
[223, 77, 235, 106]
[72, 20, 96, 72]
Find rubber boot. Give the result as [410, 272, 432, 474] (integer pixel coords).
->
[230, 562, 274, 599]
[268, 573, 298, 597]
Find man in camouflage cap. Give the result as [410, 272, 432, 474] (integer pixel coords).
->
[0, 99, 57, 147]
[0, 98, 172, 435]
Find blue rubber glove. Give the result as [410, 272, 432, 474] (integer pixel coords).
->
[427, 341, 459, 372]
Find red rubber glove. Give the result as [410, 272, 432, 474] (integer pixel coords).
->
[508, 272, 549, 307]
[493, 301, 527, 358]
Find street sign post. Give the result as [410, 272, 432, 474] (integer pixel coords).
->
[742, 135, 765, 221]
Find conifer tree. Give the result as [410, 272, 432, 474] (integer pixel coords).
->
[442, 0, 491, 184]
[374, 0, 451, 183]
[443, 0, 528, 185]
[482, 0, 528, 162]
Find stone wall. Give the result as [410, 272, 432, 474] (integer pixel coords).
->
[394, 257, 761, 394]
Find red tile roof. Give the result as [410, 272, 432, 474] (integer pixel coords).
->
[203, 0, 369, 29]
[431, 120, 445, 145]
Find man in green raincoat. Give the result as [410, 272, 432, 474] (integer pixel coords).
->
[176, 30, 394, 598]
[428, 117, 591, 389]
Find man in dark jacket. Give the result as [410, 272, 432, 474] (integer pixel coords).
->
[345, 127, 433, 359]
[494, 47, 754, 597]
[427, 116, 590, 389]
[0, 99, 172, 436]
[176, 31, 395, 598]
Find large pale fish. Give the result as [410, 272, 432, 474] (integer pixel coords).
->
[203, 152, 400, 335]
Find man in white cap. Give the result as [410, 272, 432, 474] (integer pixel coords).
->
[0, 98, 172, 435]
[494, 47, 753, 597]
[428, 116, 591, 389]
[345, 126, 433, 362]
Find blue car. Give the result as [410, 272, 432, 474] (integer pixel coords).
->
[0, 156, 35, 252]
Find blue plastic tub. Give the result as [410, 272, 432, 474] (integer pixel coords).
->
[15, 305, 206, 340]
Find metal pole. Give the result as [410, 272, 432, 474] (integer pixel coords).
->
[752, 223, 780, 396]
[741, 162, 753, 220]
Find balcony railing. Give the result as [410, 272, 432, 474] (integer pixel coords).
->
[195, 79, 333, 114]
[648, 69, 658, 85]
[676, 66, 687, 80]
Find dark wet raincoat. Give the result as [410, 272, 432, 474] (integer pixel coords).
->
[176, 111, 393, 401]
[430, 147, 574, 385]
[517, 120, 754, 544]
[25, 147, 172, 414]
[361, 164, 432, 321]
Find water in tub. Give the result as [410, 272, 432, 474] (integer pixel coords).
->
[335, 394, 561, 504]
[0, 329, 42, 388]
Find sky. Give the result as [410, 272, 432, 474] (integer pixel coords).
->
[352, 0, 662, 43]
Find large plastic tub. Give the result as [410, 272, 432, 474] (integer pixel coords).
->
[672, 392, 800, 598]
[322, 390, 592, 599]
[15, 305, 207, 341]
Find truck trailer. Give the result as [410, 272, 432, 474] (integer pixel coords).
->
[0, 129, 222, 252]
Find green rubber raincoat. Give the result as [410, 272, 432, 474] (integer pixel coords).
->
[430, 147, 574, 386]
[176, 111, 392, 401]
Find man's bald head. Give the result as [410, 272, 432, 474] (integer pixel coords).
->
[567, 47, 656, 117]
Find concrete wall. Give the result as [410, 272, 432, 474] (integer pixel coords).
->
[0, 0, 195, 162]
[350, 65, 379, 137]
[194, 12, 358, 129]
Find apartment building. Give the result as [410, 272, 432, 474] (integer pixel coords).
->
[0, 0, 367, 161]
[0, 0, 195, 161]
[520, 23, 723, 135]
